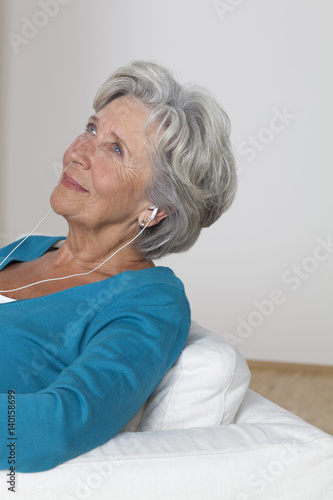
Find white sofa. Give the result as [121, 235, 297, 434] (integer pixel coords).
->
[1, 321, 332, 499]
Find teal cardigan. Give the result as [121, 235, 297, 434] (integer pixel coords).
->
[0, 236, 190, 472]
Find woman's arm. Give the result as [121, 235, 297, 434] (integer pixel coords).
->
[0, 284, 190, 472]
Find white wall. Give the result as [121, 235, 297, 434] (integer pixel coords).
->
[1, 0, 332, 364]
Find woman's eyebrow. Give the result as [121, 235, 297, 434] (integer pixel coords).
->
[88, 115, 132, 157]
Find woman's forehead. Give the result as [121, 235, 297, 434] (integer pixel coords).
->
[96, 96, 156, 147]
[97, 96, 151, 129]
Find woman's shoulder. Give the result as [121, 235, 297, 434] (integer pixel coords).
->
[90, 265, 190, 325]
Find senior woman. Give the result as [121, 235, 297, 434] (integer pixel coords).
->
[0, 61, 237, 472]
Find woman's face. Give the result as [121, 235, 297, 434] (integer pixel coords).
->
[51, 95, 156, 232]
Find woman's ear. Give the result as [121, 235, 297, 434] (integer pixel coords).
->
[139, 206, 168, 227]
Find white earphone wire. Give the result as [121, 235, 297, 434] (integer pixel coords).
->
[0, 209, 54, 268]
[0, 218, 152, 294]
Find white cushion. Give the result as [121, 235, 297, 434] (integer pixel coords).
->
[139, 320, 251, 431]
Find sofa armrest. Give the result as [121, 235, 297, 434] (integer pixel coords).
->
[235, 388, 324, 426]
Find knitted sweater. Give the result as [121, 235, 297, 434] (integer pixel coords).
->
[0, 236, 190, 472]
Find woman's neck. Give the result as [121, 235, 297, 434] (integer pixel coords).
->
[52, 223, 153, 278]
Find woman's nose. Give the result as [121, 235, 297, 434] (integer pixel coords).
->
[69, 136, 95, 170]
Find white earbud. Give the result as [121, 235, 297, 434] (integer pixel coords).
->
[149, 206, 159, 220]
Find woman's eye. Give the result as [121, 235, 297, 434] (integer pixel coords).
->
[112, 144, 122, 155]
[85, 122, 97, 135]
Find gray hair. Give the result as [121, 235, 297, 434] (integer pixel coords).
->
[93, 60, 237, 260]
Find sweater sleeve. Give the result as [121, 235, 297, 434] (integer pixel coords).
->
[0, 283, 190, 472]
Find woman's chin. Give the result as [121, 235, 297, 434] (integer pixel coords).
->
[50, 186, 61, 213]
[50, 186, 72, 216]
[50, 189, 92, 226]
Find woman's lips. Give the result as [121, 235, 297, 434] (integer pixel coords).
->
[61, 172, 89, 193]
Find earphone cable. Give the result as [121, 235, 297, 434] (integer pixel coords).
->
[0, 209, 54, 268]
[0, 218, 152, 294]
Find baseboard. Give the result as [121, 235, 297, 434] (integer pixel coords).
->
[246, 359, 333, 375]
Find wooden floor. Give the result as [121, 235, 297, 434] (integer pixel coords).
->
[247, 360, 333, 435]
